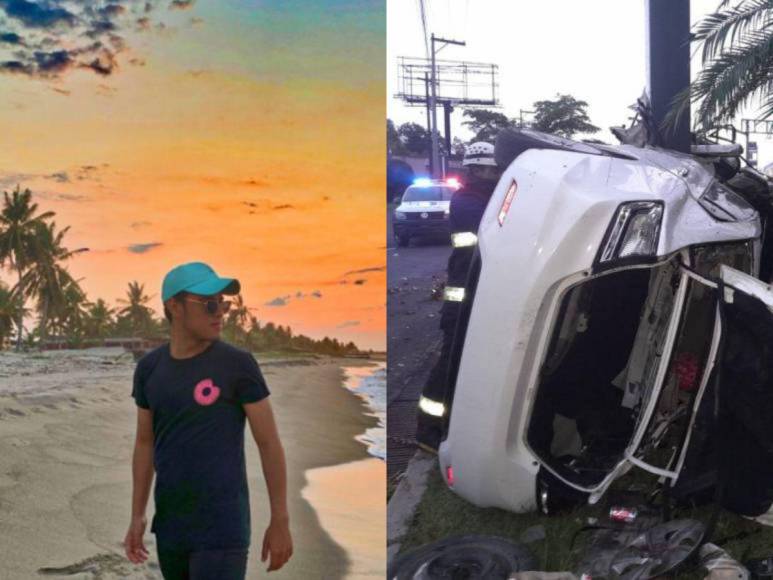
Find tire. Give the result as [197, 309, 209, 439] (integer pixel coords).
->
[388, 535, 536, 580]
[396, 234, 410, 248]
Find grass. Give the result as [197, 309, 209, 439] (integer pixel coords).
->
[397, 467, 773, 576]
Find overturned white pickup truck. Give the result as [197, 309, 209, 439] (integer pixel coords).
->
[438, 129, 773, 516]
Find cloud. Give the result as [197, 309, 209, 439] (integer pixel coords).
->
[265, 296, 289, 307]
[47, 171, 69, 183]
[266, 289, 322, 306]
[0, 31, 22, 44]
[245, 178, 268, 187]
[0, 60, 30, 74]
[0, 172, 36, 187]
[343, 266, 385, 276]
[96, 83, 117, 97]
[169, 0, 195, 9]
[85, 50, 118, 76]
[0, 0, 199, 79]
[54, 193, 88, 201]
[336, 320, 360, 329]
[127, 242, 163, 254]
[0, 0, 76, 28]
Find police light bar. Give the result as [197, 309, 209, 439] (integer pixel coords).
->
[446, 177, 461, 189]
[413, 177, 432, 187]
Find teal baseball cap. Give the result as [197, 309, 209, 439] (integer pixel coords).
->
[162, 262, 241, 302]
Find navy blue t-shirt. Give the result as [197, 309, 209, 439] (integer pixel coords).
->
[131, 339, 270, 551]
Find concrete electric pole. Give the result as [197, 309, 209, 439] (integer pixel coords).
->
[645, 0, 690, 153]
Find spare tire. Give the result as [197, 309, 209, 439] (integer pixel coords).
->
[388, 535, 537, 580]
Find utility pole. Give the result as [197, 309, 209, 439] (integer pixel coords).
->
[425, 73, 433, 176]
[646, 0, 690, 152]
[430, 34, 465, 178]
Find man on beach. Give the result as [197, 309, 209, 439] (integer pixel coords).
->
[124, 262, 293, 579]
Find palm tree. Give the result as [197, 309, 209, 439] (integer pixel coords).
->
[0, 282, 21, 348]
[671, 0, 773, 131]
[84, 299, 115, 340]
[20, 221, 85, 345]
[56, 279, 90, 343]
[0, 186, 55, 350]
[117, 281, 155, 337]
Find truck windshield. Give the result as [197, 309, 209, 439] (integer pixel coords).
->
[402, 186, 454, 202]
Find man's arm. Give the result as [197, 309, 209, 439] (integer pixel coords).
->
[245, 399, 293, 572]
[124, 407, 154, 564]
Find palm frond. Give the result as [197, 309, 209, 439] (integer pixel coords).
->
[688, 27, 773, 129]
[693, 0, 772, 62]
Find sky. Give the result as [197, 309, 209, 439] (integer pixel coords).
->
[387, 0, 773, 167]
[0, 0, 385, 350]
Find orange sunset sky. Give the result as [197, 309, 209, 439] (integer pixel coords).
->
[0, 0, 385, 350]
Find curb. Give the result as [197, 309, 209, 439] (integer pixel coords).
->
[386, 449, 437, 565]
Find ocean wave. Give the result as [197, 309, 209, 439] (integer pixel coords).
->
[342, 363, 386, 460]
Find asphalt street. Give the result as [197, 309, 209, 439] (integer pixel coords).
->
[386, 206, 452, 483]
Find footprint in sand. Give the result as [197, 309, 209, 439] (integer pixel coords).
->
[4, 408, 25, 417]
[38, 553, 157, 579]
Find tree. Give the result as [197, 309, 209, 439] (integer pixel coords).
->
[20, 221, 85, 345]
[0, 282, 21, 348]
[0, 186, 55, 350]
[51, 279, 89, 343]
[462, 109, 517, 143]
[387, 119, 406, 156]
[668, 0, 773, 131]
[451, 137, 467, 157]
[397, 122, 430, 155]
[117, 281, 155, 337]
[84, 299, 115, 340]
[531, 94, 600, 139]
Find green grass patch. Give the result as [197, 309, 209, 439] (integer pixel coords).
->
[398, 467, 773, 574]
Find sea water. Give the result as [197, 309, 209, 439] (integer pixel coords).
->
[342, 363, 386, 460]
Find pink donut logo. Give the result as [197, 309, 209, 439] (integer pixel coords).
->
[193, 378, 221, 406]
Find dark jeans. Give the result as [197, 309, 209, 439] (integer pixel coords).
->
[157, 547, 249, 580]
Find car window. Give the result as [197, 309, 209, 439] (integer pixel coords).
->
[402, 186, 454, 202]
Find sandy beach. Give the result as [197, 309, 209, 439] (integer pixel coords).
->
[0, 347, 382, 579]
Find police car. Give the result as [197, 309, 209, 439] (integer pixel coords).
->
[392, 178, 461, 247]
[434, 129, 773, 517]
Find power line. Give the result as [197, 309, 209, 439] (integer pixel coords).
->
[417, 0, 429, 58]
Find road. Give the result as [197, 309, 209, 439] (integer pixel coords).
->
[386, 206, 452, 484]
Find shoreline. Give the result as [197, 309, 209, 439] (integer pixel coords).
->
[0, 348, 381, 580]
[299, 361, 387, 579]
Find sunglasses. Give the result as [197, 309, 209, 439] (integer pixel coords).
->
[184, 297, 232, 315]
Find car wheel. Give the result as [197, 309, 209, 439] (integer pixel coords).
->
[388, 535, 536, 580]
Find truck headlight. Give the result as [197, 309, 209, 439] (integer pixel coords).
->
[395, 211, 407, 221]
[598, 201, 663, 264]
[698, 180, 756, 222]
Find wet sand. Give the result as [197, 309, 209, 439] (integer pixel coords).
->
[0, 348, 380, 579]
[302, 458, 386, 579]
